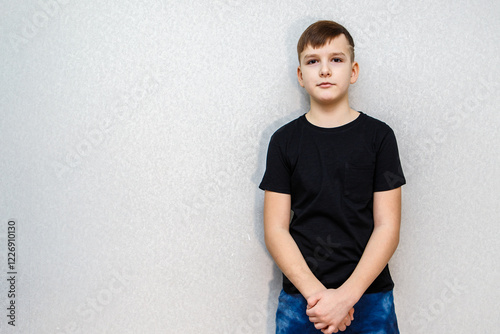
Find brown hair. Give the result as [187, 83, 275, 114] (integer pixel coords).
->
[297, 20, 355, 63]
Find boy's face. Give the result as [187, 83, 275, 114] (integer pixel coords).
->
[297, 34, 358, 107]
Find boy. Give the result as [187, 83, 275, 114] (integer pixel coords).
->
[259, 20, 405, 333]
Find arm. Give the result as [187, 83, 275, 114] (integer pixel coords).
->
[263, 190, 325, 298]
[264, 190, 355, 331]
[306, 187, 402, 333]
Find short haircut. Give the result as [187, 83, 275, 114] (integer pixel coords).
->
[297, 20, 355, 63]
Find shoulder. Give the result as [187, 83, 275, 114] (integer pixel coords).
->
[269, 114, 304, 144]
[361, 113, 393, 133]
[359, 112, 398, 143]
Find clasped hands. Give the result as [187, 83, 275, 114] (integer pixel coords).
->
[306, 288, 356, 334]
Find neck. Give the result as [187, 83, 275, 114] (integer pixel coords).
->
[306, 97, 359, 128]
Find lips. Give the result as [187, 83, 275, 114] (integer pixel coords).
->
[318, 82, 334, 88]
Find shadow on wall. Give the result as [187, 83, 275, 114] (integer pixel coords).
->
[252, 114, 293, 334]
[250, 17, 320, 334]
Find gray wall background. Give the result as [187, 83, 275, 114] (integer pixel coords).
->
[1, 0, 499, 333]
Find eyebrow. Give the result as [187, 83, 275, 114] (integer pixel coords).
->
[303, 52, 346, 59]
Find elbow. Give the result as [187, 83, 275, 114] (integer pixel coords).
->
[374, 223, 400, 251]
[263, 227, 274, 253]
[263, 225, 288, 253]
[393, 233, 400, 251]
[264, 228, 278, 252]
[264, 232, 272, 252]
[391, 225, 400, 251]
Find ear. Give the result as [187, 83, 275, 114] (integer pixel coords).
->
[350, 61, 359, 84]
[297, 66, 305, 87]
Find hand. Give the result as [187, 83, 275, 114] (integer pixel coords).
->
[318, 308, 354, 334]
[306, 288, 356, 333]
[308, 307, 354, 333]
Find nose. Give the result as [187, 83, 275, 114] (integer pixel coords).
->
[319, 63, 331, 77]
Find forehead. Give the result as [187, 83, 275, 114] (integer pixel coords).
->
[300, 34, 350, 59]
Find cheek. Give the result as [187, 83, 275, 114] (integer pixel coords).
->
[341, 68, 353, 80]
[303, 72, 316, 84]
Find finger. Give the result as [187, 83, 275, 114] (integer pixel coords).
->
[343, 315, 351, 327]
[338, 322, 347, 331]
[309, 316, 320, 324]
[349, 308, 355, 321]
[314, 321, 327, 330]
[305, 303, 320, 316]
[322, 325, 335, 334]
[307, 294, 321, 309]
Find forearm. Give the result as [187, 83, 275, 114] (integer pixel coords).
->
[263, 191, 325, 299]
[341, 224, 399, 301]
[341, 188, 402, 302]
[265, 227, 325, 299]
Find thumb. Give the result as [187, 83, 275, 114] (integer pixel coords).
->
[349, 308, 355, 320]
[307, 293, 321, 309]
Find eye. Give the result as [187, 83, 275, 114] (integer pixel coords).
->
[332, 58, 342, 63]
[307, 59, 318, 65]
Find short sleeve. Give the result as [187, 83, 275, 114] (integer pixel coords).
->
[373, 127, 406, 192]
[259, 133, 292, 194]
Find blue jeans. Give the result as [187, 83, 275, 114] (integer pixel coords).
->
[276, 289, 399, 334]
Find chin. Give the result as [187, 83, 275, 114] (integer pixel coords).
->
[316, 96, 339, 103]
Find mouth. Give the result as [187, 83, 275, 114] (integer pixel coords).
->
[317, 82, 334, 88]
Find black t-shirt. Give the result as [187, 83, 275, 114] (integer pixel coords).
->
[259, 111, 406, 294]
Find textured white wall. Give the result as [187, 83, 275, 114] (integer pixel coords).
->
[1, 0, 499, 333]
